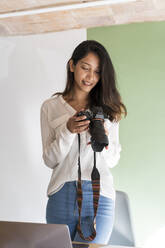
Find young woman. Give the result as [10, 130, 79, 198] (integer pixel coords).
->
[40, 40, 127, 244]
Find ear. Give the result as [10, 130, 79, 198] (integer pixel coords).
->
[69, 59, 75, 72]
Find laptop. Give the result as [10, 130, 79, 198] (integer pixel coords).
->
[0, 221, 74, 248]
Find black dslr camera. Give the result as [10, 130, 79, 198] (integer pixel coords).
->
[77, 106, 109, 152]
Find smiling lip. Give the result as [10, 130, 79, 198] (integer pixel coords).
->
[83, 81, 92, 86]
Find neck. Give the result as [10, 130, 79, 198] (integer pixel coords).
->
[67, 89, 89, 104]
[64, 90, 90, 111]
[73, 93, 89, 104]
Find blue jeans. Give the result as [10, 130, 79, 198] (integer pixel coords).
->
[46, 181, 115, 244]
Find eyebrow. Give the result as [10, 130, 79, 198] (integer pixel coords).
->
[80, 61, 100, 70]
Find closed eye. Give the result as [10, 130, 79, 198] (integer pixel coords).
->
[82, 66, 89, 71]
[82, 66, 100, 74]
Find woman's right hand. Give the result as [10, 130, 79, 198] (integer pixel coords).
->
[67, 111, 90, 134]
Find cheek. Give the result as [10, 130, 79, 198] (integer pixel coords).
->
[94, 72, 100, 80]
[95, 75, 100, 84]
[75, 69, 85, 80]
[73, 72, 81, 83]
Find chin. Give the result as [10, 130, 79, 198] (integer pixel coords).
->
[82, 84, 94, 91]
[82, 88, 92, 93]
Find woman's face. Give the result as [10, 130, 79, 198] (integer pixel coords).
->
[69, 52, 101, 94]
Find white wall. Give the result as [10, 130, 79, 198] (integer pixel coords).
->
[0, 29, 86, 223]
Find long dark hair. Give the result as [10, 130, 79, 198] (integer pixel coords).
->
[52, 40, 127, 122]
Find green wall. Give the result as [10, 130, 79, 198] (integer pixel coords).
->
[87, 22, 165, 247]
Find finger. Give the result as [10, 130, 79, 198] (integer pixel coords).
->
[70, 121, 89, 133]
[76, 120, 90, 127]
[104, 128, 109, 136]
[76, 125, 89, 133]
[71, 116, 87, 126]
[75, 115, 88, 122]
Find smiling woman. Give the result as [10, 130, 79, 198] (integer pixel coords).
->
[40, 40, 127, 245]
[69, 52, 101, 95]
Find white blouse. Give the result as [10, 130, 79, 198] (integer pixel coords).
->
[40, 95, 122, 200]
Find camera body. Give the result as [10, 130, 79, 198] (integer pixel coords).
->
[77, 106, 109, 152]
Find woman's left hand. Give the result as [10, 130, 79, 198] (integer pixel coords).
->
[104, 122, 109, 150]
[104, 122, 109, 136]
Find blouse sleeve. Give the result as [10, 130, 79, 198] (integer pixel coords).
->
[100, 119, 122, 168]
[40, 102, 76, 169]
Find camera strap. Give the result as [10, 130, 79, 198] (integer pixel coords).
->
[76, 133, 100, 241]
